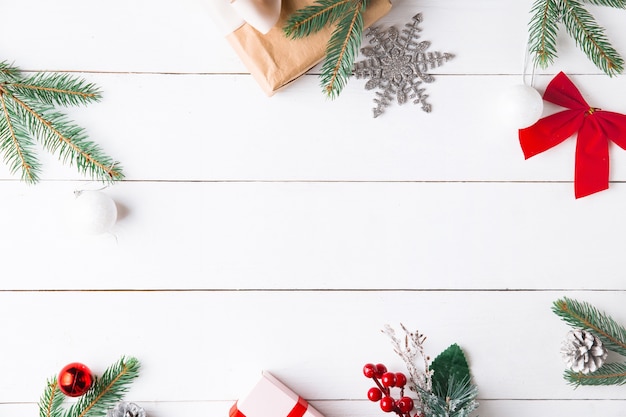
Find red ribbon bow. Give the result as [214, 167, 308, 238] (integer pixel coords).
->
[519, 71, 626, 198]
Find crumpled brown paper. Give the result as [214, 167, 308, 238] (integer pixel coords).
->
[226, 0, 393, 96]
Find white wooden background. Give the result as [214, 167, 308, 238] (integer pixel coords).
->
[1, 0, 626, 416]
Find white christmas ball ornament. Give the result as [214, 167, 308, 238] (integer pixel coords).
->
[498, 84, 544, 129]
[69, 191, 117, 235]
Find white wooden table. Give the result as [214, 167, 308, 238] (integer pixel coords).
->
[1, 1, 626, 417]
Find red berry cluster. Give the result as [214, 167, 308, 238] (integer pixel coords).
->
[363, 363, 415, 417]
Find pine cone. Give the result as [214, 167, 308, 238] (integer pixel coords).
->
[106, 402, 146, 417]
[560, 329, 608, 374]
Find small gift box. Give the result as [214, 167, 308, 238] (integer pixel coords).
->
[209, 0, 393, 96]
[229, 371, 324, 417]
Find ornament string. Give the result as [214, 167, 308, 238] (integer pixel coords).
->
[497, 38, 544, 129]
[74, 185, 109, 198]
[522, 37, 536, 88]
[73, 161, 118, 197]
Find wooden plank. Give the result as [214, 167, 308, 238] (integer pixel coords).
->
[1, 74, 625, 182]
[1, 290, 626, 404]
[0, 1, 623, 75]
[5, 400, 626, 417]
[1, 181, 624, 290]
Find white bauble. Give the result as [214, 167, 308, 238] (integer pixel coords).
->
[497, 84, 544, 129]
[231, 0, 281, 34]
[69, 191, 118, 235]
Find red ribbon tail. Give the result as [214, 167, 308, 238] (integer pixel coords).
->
[519, 110, 585, 159]
[574, 118, 609, 198]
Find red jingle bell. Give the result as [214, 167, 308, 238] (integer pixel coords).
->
[58, 362, 93, 397]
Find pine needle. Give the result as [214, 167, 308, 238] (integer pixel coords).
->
[560, 0, 624, 75]
[11, 73, 102, 107]
[528, 0, 561, 69]
[527, 0, 625, 75]
[0, 61, 20, 82]
[320, 0, 366, 98]
[0, 61, 123, 183]
[39, 378, 65, 417]
[582, 0, 626, 7]
[553, 297, 626, 357]
[283, 0, 368, 98]
[565, 362, 626, 387]
[64, 356, 140, 417]
[283, 0, 354, 38]
[0, 91, 40, 182]
[418, 376, 478, 417]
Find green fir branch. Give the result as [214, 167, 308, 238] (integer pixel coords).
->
[10, 72, 101, 107]
[12, 94, 122, 182]
[582, 0, 626, 7]
[64, 356, 140, 417]
[564, 362, 626, 387]
[39, 378, 65, 417]
[0, 61, 123, 183]
[528, 0, 561, 69]
[553, 297, 626, 357]
[284, 0, 368, 98]
[320, 1, 365, 98]
[0, 92, 40, 182]
[560, 0, 624, 75]
[283, 0, 354, 38]
[0, 61, 20, 82]
[527, 0, 625, 75]
[419, 377, 478, 417]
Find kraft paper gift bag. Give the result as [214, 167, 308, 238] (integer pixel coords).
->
[210, 0, 393, 96]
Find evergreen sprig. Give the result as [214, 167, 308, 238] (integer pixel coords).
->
[284, 0, 368, 98]
[38, 356, 140, 417]
[564, 362, 626, 386]
[284, 0, 354, 38]
[0, 61, 123, 183]
[425, 345, 478, 417]
[528, 0, 561, 69]
[418, 377, 478, 417]
[582, 0, 626, 7]
[527, 0, 625, 76]
[553, 297, 626, 356]
[39, 378, 64, 417]
[553, 297, 626, 387]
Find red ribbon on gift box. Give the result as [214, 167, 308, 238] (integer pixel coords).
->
[519, 71, 626, 198]
[229, 396, 308, 417]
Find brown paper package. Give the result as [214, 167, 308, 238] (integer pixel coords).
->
[226, 0, 393, 96]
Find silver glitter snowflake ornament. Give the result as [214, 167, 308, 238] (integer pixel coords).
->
[353, 13, 454, 118]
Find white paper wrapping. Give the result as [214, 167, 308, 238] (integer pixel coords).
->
[231, 371, 324, 417]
